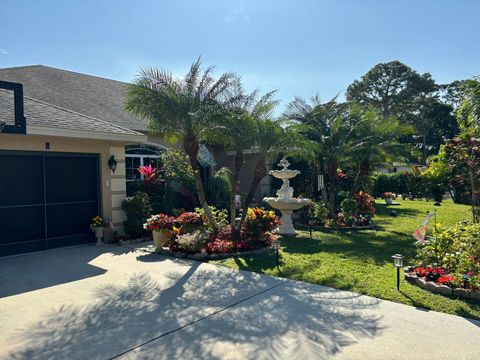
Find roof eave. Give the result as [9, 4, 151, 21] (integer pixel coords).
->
[27, 125, 147, 143]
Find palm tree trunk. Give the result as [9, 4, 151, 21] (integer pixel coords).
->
[230, 150, 244, 225]
[236, 158, 267, 231]
[326, 164, 337, 218]
[183, 139, 219, 230]
[351, 157, 370, 195]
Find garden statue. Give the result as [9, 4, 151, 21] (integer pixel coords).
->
[264, 158, 310, 235]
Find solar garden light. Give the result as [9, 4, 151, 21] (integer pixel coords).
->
[392, 254, 404, 290]
[274, 240, 281, 269]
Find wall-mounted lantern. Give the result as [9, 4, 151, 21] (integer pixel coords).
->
[108, 155, 118, 173]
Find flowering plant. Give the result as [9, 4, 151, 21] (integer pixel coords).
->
[143, 214, 176, 231]
[90, 216, 104, 228]
[382, 192, 396, 199]
[176, 212, 204, 226]
[205, 239, 236, 254]
[138, 164, 158, 184]
[242, 208, 281, 243]
[354, 191, 375, 216]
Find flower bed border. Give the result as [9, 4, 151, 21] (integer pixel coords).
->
[404, 266, 480, 301]
[297, 223, 376, 231]
[155, 244, 275, 261]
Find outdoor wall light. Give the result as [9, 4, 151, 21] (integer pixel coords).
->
[108, 155, 118, 173]
[392, 254, 404, 290]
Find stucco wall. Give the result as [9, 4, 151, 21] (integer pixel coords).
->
[0, 133, 129, 240]
[212, 146, 272, 204]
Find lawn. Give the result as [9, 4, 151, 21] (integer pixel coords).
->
[215, 199, 480, 320]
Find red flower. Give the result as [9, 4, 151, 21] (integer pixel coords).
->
[438, 275, 455, 285]
[176, 212, 204, 225]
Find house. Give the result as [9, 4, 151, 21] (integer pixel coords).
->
[0, 65, 271, 256]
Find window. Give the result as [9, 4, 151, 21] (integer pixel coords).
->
[125, 144, 165, 181]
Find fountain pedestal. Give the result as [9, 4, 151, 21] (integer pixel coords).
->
[263, 158, 310, 236]
[278, 210, 295, 235]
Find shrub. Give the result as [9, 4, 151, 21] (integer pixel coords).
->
[354, 191, 375, 216]
[206, 167, 232, 210]
[340, 198, 357, 218]
[415, 221, 480, 275]
[308, 200, 328, 225]
[195, 206, 228, 230]
[172, 230, 210, 254]
[122, 192, 152, 239]
[242, 208, 281, 244]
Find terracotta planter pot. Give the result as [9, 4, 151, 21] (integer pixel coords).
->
[152, 230, 171, 251]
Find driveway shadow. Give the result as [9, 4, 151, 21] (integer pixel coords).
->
[0, 245, 135, 298]
[6, 266, 382, 359]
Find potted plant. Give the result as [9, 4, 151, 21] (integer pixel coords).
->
[176, 212, 204, 234]
[144, 214, 175, 251]
[90, 215, 105, 245]
[382, 192, 395, 205]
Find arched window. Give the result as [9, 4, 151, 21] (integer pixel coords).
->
[125, 144, 165, 181]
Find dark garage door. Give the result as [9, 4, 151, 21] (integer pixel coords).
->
[0, 151, 100, 256]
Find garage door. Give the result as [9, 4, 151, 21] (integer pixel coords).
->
[0, 151, 100, 256]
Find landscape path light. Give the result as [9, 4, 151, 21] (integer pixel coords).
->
[392, 254, 404, 291]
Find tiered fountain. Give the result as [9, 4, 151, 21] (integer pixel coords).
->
[263, 158, 310, 236]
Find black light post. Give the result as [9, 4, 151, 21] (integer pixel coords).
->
[392, 254, 404, 290]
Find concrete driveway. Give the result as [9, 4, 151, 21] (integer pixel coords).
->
[0, 244, 479, 360]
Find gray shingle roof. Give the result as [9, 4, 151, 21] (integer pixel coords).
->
[0, 89, 142, 136]
[0, 65, 147, 131]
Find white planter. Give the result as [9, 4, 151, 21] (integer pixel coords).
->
[93, 226, 104, 245]
[385, 197, 393, 205]
[153, 230, 170, 251]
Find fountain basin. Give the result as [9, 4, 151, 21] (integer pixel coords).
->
[264, 197, 310, 211]
[269, 169, 300, 180]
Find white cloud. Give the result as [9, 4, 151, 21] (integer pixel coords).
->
[0, 48, 9, 55]
[225, 6, 251, 24]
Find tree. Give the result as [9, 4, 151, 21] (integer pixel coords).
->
[346, 60, 436, 121]
[346, 106, 413, 194]
[346, 61, 462, 163]
[285, 96, 410, 216]
[236, 118, 287, 231]
[457, 77, 480, 134]
[285, 96, 352, 216]
[125, 58, 240, 230]
[208, 89, 278, 226]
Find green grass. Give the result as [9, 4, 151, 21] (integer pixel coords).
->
[215, 199, 480, 320]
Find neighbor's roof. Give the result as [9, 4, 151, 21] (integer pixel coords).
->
[0, 89, 145, 141]
[0, 65, 147, 131]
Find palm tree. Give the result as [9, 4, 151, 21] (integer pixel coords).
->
[125, 58, 240, 230]
[344, 106, 413, 194]
[457, 77, 480, 134]
[285, 96, 410, 216]
[236, 118, 287, 231]
[209, 89, 278, 225]
[285, 96, 349, 216]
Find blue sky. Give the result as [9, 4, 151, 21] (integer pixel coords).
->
[1, 0, 479, 111]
